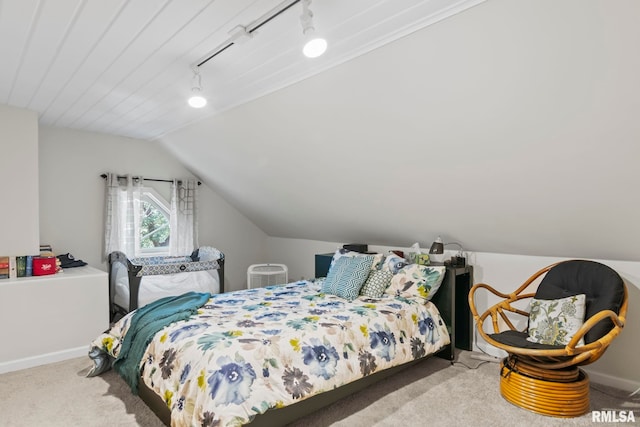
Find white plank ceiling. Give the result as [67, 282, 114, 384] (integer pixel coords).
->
[0, 0, 484, 140]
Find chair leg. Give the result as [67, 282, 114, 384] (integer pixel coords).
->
[499, 356, 590, 417]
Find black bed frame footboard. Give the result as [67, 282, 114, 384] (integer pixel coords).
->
[139, 357, 427, 427]
[108, 250, 225, 323]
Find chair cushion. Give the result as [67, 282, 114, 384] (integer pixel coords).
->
[534, 260, 624, 344]
[490, 330, 565, 350]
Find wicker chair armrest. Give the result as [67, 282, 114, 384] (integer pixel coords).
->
[565, 309, 626, 351]
[470, 283, 535, 334]
[469, 283, 511, 317]
[469, 282, 536, 314]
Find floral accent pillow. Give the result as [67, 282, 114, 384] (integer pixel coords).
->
[329, 249, 384, 272]
[527, 294, 586, 346]
[322, 255, 374, 301]
[385, 264, 446, 302]
[360, 269, 394, 298]
[380, 254, 409, 275]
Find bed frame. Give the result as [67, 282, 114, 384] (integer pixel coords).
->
[136, 266, 456, 426]
[108, 249, 225, 322]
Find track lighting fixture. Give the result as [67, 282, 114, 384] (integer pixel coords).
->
[187, 0, 328, 106]
[300, 0, 327, 58]
[188, 67, 207, 108]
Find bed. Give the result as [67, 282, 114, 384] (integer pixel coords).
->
[108, 247, 224, 322]
[90, 250, 455, 426]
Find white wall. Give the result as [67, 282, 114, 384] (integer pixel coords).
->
[160, 0, 640, 263]
[0, 104, 40, 255]
[38, 126, 267, 291]
[266, 236, 640, 392]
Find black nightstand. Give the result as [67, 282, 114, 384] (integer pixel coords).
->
[314, 253, 334, 278]
[431, 264, 474, 360]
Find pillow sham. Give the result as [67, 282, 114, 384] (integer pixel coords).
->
[385, 264, 446, 302]
[322, 255, 374, 301]
[527, 294, 586, 346]
[329, 249, 384, 271]
[360, 269, 394, 298]
[381, 253, 409, 275]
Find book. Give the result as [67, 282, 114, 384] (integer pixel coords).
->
[0, 256, 9, 279]
[26, 255, 34, 276]
[9, 256, 17, 279]
[16, 256, 27, 277]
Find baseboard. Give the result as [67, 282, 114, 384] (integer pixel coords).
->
[0, 347, 87, 374]
[583, 367, 640, 393]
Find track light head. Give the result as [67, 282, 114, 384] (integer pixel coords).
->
[188, 68, 207, 108]
[300, 0, 327, 58]
[188, 91, 207, 108]
[303, 36, 327, 58]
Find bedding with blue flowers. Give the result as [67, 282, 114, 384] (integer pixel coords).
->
[89, 279, 450, 426]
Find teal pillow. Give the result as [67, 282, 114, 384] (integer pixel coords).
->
[322, 255, 374, 301]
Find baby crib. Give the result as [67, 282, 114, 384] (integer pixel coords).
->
[108, 247, 224, 322]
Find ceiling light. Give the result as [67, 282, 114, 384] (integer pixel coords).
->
[188, 91, 206, 108]
[300, 0, 327, 58]
[188, 67, 207, 108]
[303, 37, 327, 58]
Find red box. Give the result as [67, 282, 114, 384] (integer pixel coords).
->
[33, 257, 57, 276]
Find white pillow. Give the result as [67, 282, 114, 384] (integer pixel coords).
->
[527, 294, 586, 346]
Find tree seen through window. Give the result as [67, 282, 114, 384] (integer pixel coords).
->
[140, 193, 170, 250]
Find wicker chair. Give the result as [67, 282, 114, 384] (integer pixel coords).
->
[468, 260, 627, 417]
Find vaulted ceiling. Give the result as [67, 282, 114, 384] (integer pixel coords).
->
[3, 0, 640, 262]
[0, 0, 483, 140]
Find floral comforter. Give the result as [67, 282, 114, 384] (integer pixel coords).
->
[90, 280, 450, 426]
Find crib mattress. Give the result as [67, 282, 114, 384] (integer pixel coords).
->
[113, 263, 220, 310]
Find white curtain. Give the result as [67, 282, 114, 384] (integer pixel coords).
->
[104, 174, 142, 259]
[169, 179, 199, 256]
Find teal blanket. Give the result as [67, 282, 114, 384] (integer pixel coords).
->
[113, 291, 211, 394]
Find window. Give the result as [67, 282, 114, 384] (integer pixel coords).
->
[138, 188, 170, 256]
[104, 174, 198, 259]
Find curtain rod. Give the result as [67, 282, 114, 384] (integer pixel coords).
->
[100, 173, 201, 186]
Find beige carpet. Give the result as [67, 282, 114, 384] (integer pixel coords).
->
[0, 352, 637, 427]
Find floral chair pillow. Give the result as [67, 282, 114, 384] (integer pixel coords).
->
[527, 294, 586, 346]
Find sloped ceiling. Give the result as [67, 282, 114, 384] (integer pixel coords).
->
[160, 0, 640, 262]
[0, 0, 484, 139]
